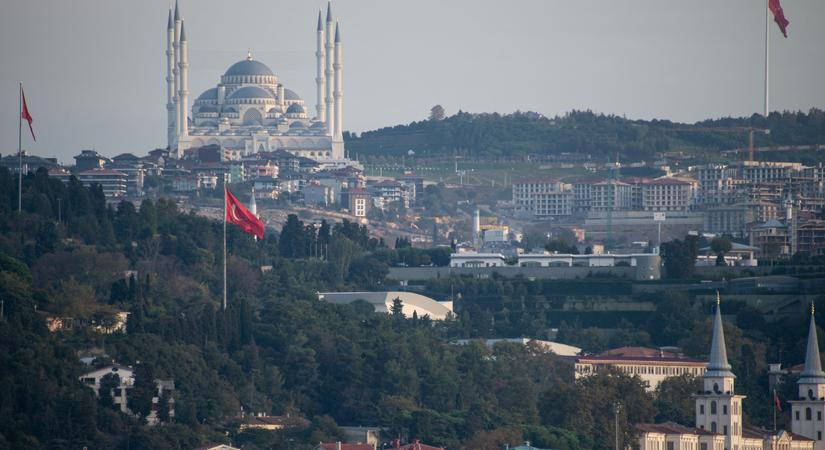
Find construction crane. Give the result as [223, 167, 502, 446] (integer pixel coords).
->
[668, 126, 770, 162]
[746, 127, 772, 162]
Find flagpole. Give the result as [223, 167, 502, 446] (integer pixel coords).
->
[18, 82, 23, 213]
[764, 0, 770, 117]
[223, 187, 228, 311]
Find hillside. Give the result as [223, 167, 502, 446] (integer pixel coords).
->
[344, 109, 825, 163]
[0, 168, 821, 449]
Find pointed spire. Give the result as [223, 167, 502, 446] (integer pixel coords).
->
[167, 8, 174, 30]
[706, 292, 735, 378]
[317, 10, 324, 31]
[800, 305, 825, 384]
[179, 20, 186, 41]
[326, 1, 333, 23]
[174, 0, 180, 21]
[247, 49, 252, 60]
[334, 21, 341, 42]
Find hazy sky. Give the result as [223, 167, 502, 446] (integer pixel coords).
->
[2, 0, 824, 163]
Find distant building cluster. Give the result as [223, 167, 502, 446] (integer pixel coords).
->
[511, 160, 825, 260]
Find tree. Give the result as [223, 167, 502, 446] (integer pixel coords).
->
[710, 236, 732, 266]
[660, 236, 699, 279]
[654, 374, 702, 425]
[98, 373, 121, 410]
[429, 104, 445, 121]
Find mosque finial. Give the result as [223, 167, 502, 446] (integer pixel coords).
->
[247, 49, 252, 60]
[716, 290, 720, 307]
[813, 302, 816, 317]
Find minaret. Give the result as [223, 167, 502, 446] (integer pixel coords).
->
[791, 304, 825, 448]
[173, 1, 181, 139]
[315, 11, 326, 123]
[694, 292, 744, 450]
[166, 8, 176, 150]
[177, 19, 189, 152]
[250, 187, 258, 217]
[324, 2, 334, 135]
[333, 22, 343, 142]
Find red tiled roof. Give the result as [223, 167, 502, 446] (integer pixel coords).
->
[513, 177, 561, 185]
[636, 422, 719, 436]
[644, 178, 692, 186]
[318, 443, 374, 450]
[572, 355, 705, 364]
[394, 443, 444, 450]
[600, 347, 677, 358]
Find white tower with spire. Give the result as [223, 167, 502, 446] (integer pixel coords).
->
[324, 2, 334, 135]
[166, 8, 176, 150]
[333, 21, 343, 143]
[791, 305, 825, 447]
[173, 1, 181, 138]
[315, 11, 326, 123]
[694, 293, 745, 450]
[177, 19, 189, 153]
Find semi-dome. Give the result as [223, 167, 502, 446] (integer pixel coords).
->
[286, 103, 305, 114]
[196, 87, 218, 101]
[224, 59, 274, 77]
[228, 86, 275, 100]
[289, 121, 306, 129]
[310, 121, 327, 129]
[283, 89, 302, 101]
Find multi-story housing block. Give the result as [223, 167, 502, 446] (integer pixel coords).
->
[641, 178, 695, 212]
[77, 168, 128, 200]
[513, 178, 574, 218]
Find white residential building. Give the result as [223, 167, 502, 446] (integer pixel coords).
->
[513, 178, 573, 218]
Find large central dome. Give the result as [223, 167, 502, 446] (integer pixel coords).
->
[224, 59, 274, 77]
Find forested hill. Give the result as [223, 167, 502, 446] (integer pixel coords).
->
[344, 109, 825, 162]
[0, 168, 819, 449]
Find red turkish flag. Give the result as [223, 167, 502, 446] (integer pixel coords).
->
[773, 389, 782, 412]
[21, 86, 35, 141]
[769, 0, 789, 38]
[225, 188, 264, 239]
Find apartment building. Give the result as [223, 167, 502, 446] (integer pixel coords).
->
[513, 178, 574, 218]
[641, 178, 695, 212]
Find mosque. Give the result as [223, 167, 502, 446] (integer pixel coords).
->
[637, 296, 823, 450]
[164, 2, 348, 165]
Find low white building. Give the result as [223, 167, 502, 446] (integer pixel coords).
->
[79, 365, 174, 424]
[453, 338, 581, 356]
[449, 252, 506, 268]
[79, 365, 135, 413]
[318, 291, 453, 320]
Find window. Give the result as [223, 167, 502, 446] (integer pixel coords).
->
[807, 408, 813, 420]
[819, 431, 822, 441]
[700, 404, 705, 414]
[711, 422, 717, 433]
[711, 401, 717, 414]
[667, 442, 675, 450]
[819, 411, 822, 421]
[701, 444, 708, 450]
[723, 425, 727, 435]
[723, 405, 728, 415]
[796, 411, 801, 420]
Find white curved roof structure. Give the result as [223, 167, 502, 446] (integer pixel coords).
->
[317, 291, 453, 321]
